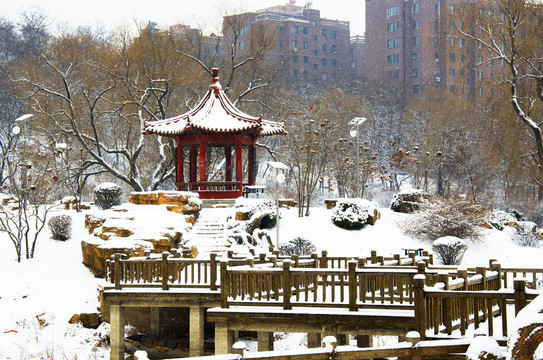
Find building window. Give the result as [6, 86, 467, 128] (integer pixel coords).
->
[303, 70, 308, 77]
[279, 26, 284, 34]
[303, 41, 308, 49]
[279, 41, 283, 49]
[433, 37, 438, 46]
[322, 58, 327, 66]
[312, 21, 317, 26]
[387, 22, 400, 32]
[303, 26, 308, 35]
[449, 4, 455, 14]
[413, 84, 420, 93]
[387, 54, 400, 64]
[313, 35, 317, 41]
[293, 69, 299, 77]
[322, 44, 327, 52]
[478, 71, 483, 81]
[331, 59, 337, 67]
[279, 55, 284, 62]
[350, 47, 354, 55]
[477, 56, 483, 65]
[460, 54, 465, 63]
[450, 53, 455, 62]
[449, 69, 455, 78]
[387, 6, 400, 17]
[459, 38, 465, 47]
[434, 21, 439, 31]
[412, 21, 419, 30]
[412, 3, 419, 14]
[313, 49, 318, 55]
[322, 29, 327, 37]
[331, 45, 337, 53]
[313, 63, 318, 70]
[331, 30, 336, 39]
[478, 87, 483, 97]
[293, 55, 299, 63]
[303, 56, 308, 64]
[387, 38, 400, 48]
[412, 36, 419, 46]
[449, 85, 455, 93]
[448, 37, 455, 46]
[435, 4, 439, 15]
[412, 68, 419, 78]
[293, 40, 298, 49]
[450, 21, 455, 32]
[489, 59, 494, 67]
[388, 70, 400, 79]
[350, 60, 355, 68]
[412, 52, 419, 62]
[292, 25, 299, 35]
[322, 73, 327, 80]
[332, 73, 337, 80]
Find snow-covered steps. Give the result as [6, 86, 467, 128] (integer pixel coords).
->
[183, 208, 232, 255]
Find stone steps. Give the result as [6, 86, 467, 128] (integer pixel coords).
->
[184, 208, 232, 254]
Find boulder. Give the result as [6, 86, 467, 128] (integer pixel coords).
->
[390, 189, 430, 213]
[69, 312, 101, 329]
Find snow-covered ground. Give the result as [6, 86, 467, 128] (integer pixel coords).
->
[0, 203, 541, 358]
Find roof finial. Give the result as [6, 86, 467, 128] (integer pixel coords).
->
[210, 68, 222, 95]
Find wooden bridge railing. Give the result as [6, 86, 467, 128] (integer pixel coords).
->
[416, 272, 540, 340]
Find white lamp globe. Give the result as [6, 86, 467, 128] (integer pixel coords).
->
[349, 128, 357, 138]
[276, 173, 285, 184]
[12, 125, 21, 135]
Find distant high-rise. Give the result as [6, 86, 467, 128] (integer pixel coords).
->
[365, 0, 502, 97]
[223, 3, 363, 83]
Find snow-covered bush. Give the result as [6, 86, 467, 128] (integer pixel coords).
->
[488, 210, 516, 231]
[432, 236, 467, 265]
[280, 237, 316, 256]
[247, 199, 276, 229]
[48, 214, 72, 241]
[331, 198, 378, 230]
[512, 222, 541, 248]
[93, 182, 122, 210]
[390, 189, 430, 213]
[403, 197, 485, 241]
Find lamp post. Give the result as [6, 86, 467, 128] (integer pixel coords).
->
[12, 114, 34, 207]
[267, 161, 288, 250]
[348, 117, 367, 198]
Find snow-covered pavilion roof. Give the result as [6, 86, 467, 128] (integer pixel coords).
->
[144, 68, 286, 137]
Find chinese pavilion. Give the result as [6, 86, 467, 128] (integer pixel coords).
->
[144, 68, 286, 199]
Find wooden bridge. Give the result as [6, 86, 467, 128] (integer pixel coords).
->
[101, 250, 543, 360]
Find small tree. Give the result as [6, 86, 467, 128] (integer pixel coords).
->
[93, 183, 122, 210]
[279, 237, 316, 256]
[48, 214, 72, 241]
[432, 236, 467, 265]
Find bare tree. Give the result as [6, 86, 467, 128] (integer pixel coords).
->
[459, 0, 543, 200]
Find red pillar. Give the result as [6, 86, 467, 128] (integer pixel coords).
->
[199, 136, 207, 190]
[190, 145, 198, 189]
[176, 137, 184, 190]
[225, 146, 232, 182]
[248, 141, 256, 186]
[235, 136, 243, 193]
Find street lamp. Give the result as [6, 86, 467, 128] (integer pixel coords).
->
[12, 114, 33, 141]
[348, 117, 367, 198]
[267, 161, 288, 250]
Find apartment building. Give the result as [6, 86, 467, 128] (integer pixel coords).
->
[365, 0, 506, 98]
[223, 3, 361, 83]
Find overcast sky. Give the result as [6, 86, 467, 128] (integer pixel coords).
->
[2, 0, 365, 36]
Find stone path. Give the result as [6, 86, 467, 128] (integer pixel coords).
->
[184, 208, 232, 255]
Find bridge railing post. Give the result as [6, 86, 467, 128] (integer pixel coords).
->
[114, 253, 122, 290]
[414, 274, 426, 340]
[220, 261, 229, 308]
[161, 252, 170, 290]
[348, 260, 358, 311]
[311, 252, 318, 268]
[514, 278, 527, 315]
[321, 250, 328, 268]
[282, 260, 292, 310]
[210, 253, 217, 291]
[371, 250, 377, 264]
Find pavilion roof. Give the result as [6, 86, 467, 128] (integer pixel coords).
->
[143, 69, 286, 137]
